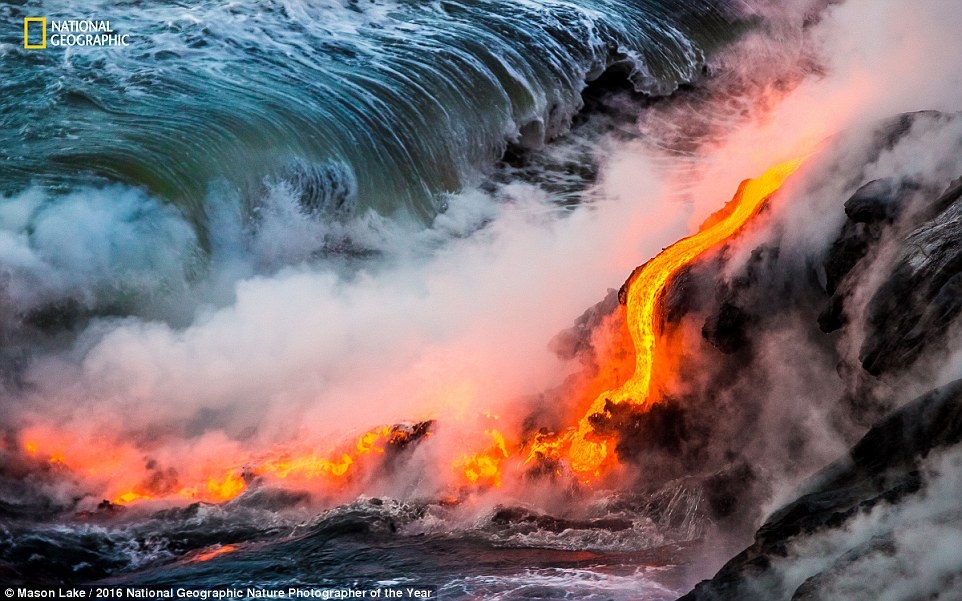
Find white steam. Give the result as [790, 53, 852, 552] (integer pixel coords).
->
[0, 185, 197, 316]
[3, 144, 695, 503]
[770, 445, 962, 600]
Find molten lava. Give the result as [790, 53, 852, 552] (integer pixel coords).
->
[455, 429, 510, 488]
[22, 423, 413, 506]
[530, 158, 807, 478]
[190, 544, 238, 563]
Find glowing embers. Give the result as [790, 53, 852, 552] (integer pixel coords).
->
[530, 158, 807, 479]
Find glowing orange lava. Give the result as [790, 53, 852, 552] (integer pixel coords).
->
[530, 158, 807, 478]
[455, 429, 510, 488]
[23, 424, 407, 506]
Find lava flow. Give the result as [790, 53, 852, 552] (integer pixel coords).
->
[529, 157, 807, 478]
[20, 422, 429, 506]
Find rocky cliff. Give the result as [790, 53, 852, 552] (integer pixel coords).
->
[672, 111, 962, 600]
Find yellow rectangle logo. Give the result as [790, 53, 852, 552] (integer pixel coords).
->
[23, 17, 47, 49]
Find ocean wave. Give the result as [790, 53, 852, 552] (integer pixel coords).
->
[1, 0, 738, 228]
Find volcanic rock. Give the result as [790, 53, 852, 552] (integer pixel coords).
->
[702, 300, 753, 354]
[843, 177, 909, 224]
[678, 378, 962, 601]
[860, 177, 962, 375]
[820, 177, 911, 304]
[548, 287, 621, 361]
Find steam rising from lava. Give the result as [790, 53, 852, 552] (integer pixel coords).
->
[6, 155, 808, 508]
[2, 160, 693, 510]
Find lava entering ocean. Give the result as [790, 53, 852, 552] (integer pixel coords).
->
[16, 159, 805, 507]
[20, 421, 433, 505]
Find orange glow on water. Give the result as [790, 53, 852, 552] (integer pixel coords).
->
[531, 158, 807, 478]
[190, 544, 238, 563]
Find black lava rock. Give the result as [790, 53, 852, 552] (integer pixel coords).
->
[860, 179, 962, 375]
[678, 379, 962, 601]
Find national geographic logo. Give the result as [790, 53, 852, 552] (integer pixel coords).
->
[22, 17, 45, 48]
[23, 17, 131, 49]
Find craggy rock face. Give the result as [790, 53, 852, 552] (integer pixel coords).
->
[666, 112, 962, 600]
[540, 114, 962, 560]
[859, 178, 962, 376]
[530, 109, 962, 600]
[678, 380, 962, 601]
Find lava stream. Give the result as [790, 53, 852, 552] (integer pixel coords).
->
[532, 157, 807, 478]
